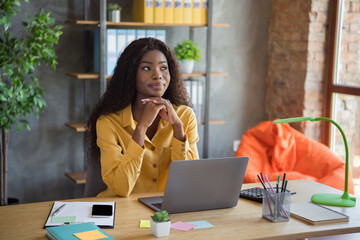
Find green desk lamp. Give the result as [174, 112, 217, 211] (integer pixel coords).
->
[273, 117, 356, 207]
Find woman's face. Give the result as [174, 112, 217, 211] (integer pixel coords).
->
[136, 50, 170, 99]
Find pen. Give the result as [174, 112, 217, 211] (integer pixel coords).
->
[283, 179, 288, 192]
[277, 176, 280, 193]
[52, 204, 66, 216]
[281, 173, 286, 192]
[257, 174, 273, 218]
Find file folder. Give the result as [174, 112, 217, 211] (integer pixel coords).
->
[173, 0, 183, 24]
[146, 29, 156, 38]
[116, 29, 127, 60]
[133, 0, 154, 23]
[126, 29, 136, 45]
[164, 0, 174, 24]
[155, 30, 166, 42]
[183, 0, 192, 24]
[136, 29, 146, 39]
[107, 29, 117, 75]
[201, 0, 207, 25]
[154, 0, 164, 23]
[192, 0, 201, 24]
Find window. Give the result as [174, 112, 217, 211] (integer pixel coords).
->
[327, 0, 360, 195]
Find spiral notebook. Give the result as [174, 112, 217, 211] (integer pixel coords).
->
[290, 202, 349, 225]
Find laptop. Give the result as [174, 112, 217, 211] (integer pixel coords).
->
[138, 156, 249, 213]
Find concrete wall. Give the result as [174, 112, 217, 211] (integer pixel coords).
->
[6, 0, 271, 203]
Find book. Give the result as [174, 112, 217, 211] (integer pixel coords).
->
[45, 201, 116, 228]
[146, 29, 156, 38]
[133, 0, 154, 23]
[164, 0, 174, 24]
[126, 29, 137, 46]
[154, 0, 164, 23]
[107, 29, 117, 76]
[136, 29, 146, 39]
[290, 202, 349, 225]
[173, 0, 183, 24]
[45, 222, 114, 240]
[183, 0, 192, 24]
[192, 0, 201, 24]
[201, 0, 208, 25]
[155, 29, 166, 42]
[116, 29, 127, 60]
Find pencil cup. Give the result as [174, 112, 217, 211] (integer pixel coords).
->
[262, 190, 291, 222]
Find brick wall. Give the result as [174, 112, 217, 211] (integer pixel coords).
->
[265, 0, 330, 141]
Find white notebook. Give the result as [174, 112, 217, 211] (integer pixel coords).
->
[44, 201, 115, 228]
[290, 202, 349, 225]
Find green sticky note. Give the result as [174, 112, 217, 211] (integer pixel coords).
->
[139, 220, 151, 228]
[51, 216, 76, 223]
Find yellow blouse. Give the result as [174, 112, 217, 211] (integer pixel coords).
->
[96, 104, 199, 197]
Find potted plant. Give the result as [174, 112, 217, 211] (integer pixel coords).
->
[150, 210, 171, 238]
[174, 39, 201, 74]
[0, 0, 63, 205]
[107, 3, 122, 23]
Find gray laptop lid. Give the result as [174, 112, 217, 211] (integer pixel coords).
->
[139, 157, 248, 213]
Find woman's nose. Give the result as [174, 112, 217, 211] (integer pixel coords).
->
[152, 69, 162, 80]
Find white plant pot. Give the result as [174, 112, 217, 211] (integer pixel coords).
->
[150, 219, 171, 238]
[107, 10, 121, 22]
[180, 59, 195, 74]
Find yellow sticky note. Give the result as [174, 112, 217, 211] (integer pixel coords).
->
[73, 229, 108, 240]
[140, 220, 151, 228]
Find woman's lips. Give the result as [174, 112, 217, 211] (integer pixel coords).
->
[149, 83, 164, 90]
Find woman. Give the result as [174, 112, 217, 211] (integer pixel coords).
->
[87, 38, 199, 197]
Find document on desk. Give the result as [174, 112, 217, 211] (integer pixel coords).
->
[290, 202, 349, 225]
[44, 201, 116, 228]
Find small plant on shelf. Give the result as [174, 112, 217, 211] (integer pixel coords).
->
[150, 210, 171, 238]
[107, 3, 122, 11]
[174, 39, 201, 62]
[174, 40, 201, 73]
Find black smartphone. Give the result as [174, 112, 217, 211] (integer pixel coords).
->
[91, 204, 113, 217]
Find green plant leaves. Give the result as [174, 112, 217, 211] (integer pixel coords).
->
[0, 0, 63, 132]
[174, 40, 201, 61]
[151, 210, 171, 222]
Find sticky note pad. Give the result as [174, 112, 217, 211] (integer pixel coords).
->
[171, 221, 196, 231]
[139, 220, 151, 228]
[51, 216, 76, 224]
[186, 220, 214, 229]
[74, 229, 108, 240]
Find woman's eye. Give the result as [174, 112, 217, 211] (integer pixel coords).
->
[142, 66, 150, 71]
[160, 66, 168, 70]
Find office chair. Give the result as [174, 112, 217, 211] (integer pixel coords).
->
[83, 132, 107, 197]
[235, 120, 354, 194]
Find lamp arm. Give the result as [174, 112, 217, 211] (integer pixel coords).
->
[314, 117, 349, 194]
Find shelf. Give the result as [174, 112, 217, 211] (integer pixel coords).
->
[66, 20, 230, 28]
[65, 171, 87, 184]
[67, 72, 228, 79]
[65, 122, 87, 132]
[65, 119, 225, 132]
[66, 72, 111, 79]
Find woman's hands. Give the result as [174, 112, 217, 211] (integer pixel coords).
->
[141, 97, 186, 142]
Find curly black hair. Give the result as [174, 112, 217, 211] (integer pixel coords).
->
[86, 37, 192, 164]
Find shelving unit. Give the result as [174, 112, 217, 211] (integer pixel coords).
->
[65, 0, 228, 184]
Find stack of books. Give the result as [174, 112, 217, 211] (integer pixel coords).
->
[133, 0, 208, 24]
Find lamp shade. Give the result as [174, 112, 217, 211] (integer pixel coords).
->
[273, 117, 356, 207]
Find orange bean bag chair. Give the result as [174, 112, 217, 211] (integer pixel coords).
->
[235, 121, 354, 194]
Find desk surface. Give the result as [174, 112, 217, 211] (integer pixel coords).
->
[1, 180, 360, 240]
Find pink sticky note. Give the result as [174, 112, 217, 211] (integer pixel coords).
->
[171, 221, 197, 231]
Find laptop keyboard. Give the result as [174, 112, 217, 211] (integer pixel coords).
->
[151, 203, 161, 209]
[151, 202, 162, 209]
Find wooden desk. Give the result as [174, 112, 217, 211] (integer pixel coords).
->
[1, 180, 359, 240]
